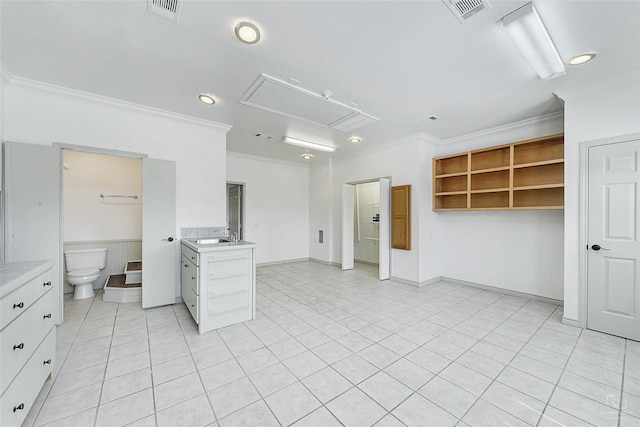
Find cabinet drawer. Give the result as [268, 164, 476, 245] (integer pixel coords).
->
[181, 256, 199, 295]
[1, 288, 56, 394]
[1, 269, 53, 330]
[1, 327, 56, 427]
[181, 245, 199, 266]
[203, 250, 252, 277]
[185, 289, 198, 322]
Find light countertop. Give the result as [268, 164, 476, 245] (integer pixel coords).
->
[1, 260, 53, 297]
[181, 239, 256, 252]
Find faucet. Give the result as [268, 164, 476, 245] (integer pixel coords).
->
[226, 230, 239, 242]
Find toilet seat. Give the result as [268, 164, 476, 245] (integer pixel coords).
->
[68, 268, 100, 278]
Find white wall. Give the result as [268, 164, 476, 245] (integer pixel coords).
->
[557, 71, 640, 321]
[309, 160, 333, 263]
[321, 136, 423, 283]
[354, 181, 380, 264]
[3, 78, 231, 298]
[431, 125, 566, 300]
[227, 153, 310, 265]
[63, 150, 142, 242]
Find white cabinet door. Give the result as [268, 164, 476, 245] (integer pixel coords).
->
[587, 139, 640, 341]
[3, 142, 61, 324]
[142, 158, 176, 308]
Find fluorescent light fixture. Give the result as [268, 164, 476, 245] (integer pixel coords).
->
[235, 21, 261, 44]
[502, 2, 565, 80]
[198, 94, 215, 105]
[281, 136, 336, 152]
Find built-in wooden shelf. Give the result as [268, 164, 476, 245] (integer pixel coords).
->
[432, 134, 564, 211]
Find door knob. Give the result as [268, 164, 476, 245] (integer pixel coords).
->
[591, 244, 610, 251]
[162, 237, 174, 242]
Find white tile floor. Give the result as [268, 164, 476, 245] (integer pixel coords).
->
[23, 261, 640, 427]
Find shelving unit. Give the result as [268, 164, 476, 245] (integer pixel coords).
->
[433, 134, 564, 211]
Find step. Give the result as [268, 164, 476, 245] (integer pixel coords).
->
[124, 260, 142, 284]
[103, 273, 141, 303]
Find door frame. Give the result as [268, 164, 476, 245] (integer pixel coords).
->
[54, 143, 148, 317]
[578, 132, 640, 328]
[342, 177, 392, 280]
[226, 181, 246, 240]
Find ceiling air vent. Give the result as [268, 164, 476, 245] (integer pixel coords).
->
[147, 0, 181, 23]
[442, 0, 491, 23]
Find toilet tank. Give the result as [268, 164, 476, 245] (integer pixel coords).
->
[64, 248, 108, 271]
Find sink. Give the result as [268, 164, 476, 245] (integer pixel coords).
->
[190, 238, 230, 244]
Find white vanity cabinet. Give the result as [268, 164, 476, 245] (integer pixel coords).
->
[0, 261, 57, 427]
[181, 241, 256, 334]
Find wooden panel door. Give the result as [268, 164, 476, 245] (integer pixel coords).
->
[587, 139, 640, 341]
[392, 185, 411, 250]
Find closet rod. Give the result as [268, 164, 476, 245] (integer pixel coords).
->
[99, 194, 138, 199]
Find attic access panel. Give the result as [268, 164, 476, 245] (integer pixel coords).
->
[239, 74, 378, 131]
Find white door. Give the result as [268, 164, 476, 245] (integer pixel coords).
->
[142, 158, 176, 308]
[587, 139, 640, 341]
[3, 142, 62, 323]
[342, 184, 354, 270]
[379, 178, 390, 280]
[228, 184, 242, 239]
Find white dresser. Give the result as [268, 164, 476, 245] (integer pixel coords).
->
[181, 240, 256, 334]
[1, 261, 57, 427]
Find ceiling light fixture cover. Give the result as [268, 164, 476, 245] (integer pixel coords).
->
[281, 136, 336, 152]
[568, 52, 596, 65]
[502, 2, 565, 80]
[301, 154, 313, 160]
[198, 94, 215, 105]
[348, 137, 361, 143]
[235, 21, 261, 44]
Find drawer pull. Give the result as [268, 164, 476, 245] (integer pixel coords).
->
[13, 343, 24, 350]
[184, 263, 188, 268]
[43, 281, 52, 287]
[192, 276, 196, 280]
[191, 256, 195, 260]
[13, 302, 24, 309]
[43, 359, 52, 365]
[44, 313, 52, 319]
[13, 403, 25, 412]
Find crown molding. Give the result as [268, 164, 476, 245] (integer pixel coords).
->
[1, 66, 14, 86]
[426, 111, 564, 146]
[331, 132, 424, 164]
[554, 68, 640, 101]
[5, 76, 232, 132]
[227, 151, 310, 169]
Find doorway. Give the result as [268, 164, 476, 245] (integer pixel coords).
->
[585, 137, 640, 341]
[227, 183, 244, 240]
[342, 178, 391, 280]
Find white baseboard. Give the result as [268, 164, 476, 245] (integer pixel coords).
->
[561, 317, 583, 328]
[440, 277, 564, 306]
[256, 257, 310, 267]
[390, 276, 442, 288]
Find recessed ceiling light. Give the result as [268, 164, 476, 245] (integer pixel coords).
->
[348, 137, 361, 143]
[235, 21, 261, 44]
[198, 94, 215, 105]
[568, 52, 596, 66]
[301, 154, 313, 160]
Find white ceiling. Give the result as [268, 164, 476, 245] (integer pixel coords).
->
[2, 1, 639, 163]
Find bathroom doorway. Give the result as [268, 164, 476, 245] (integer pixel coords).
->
[342, 178, 391, 280]
[62, 150, 143, 297]
[227, 183, 244, 240]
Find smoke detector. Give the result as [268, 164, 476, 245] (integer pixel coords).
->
[147, 0, 181, 23]
[442, 0, 491, 23]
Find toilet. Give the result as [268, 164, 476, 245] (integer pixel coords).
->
[64, 248, 108, 300]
